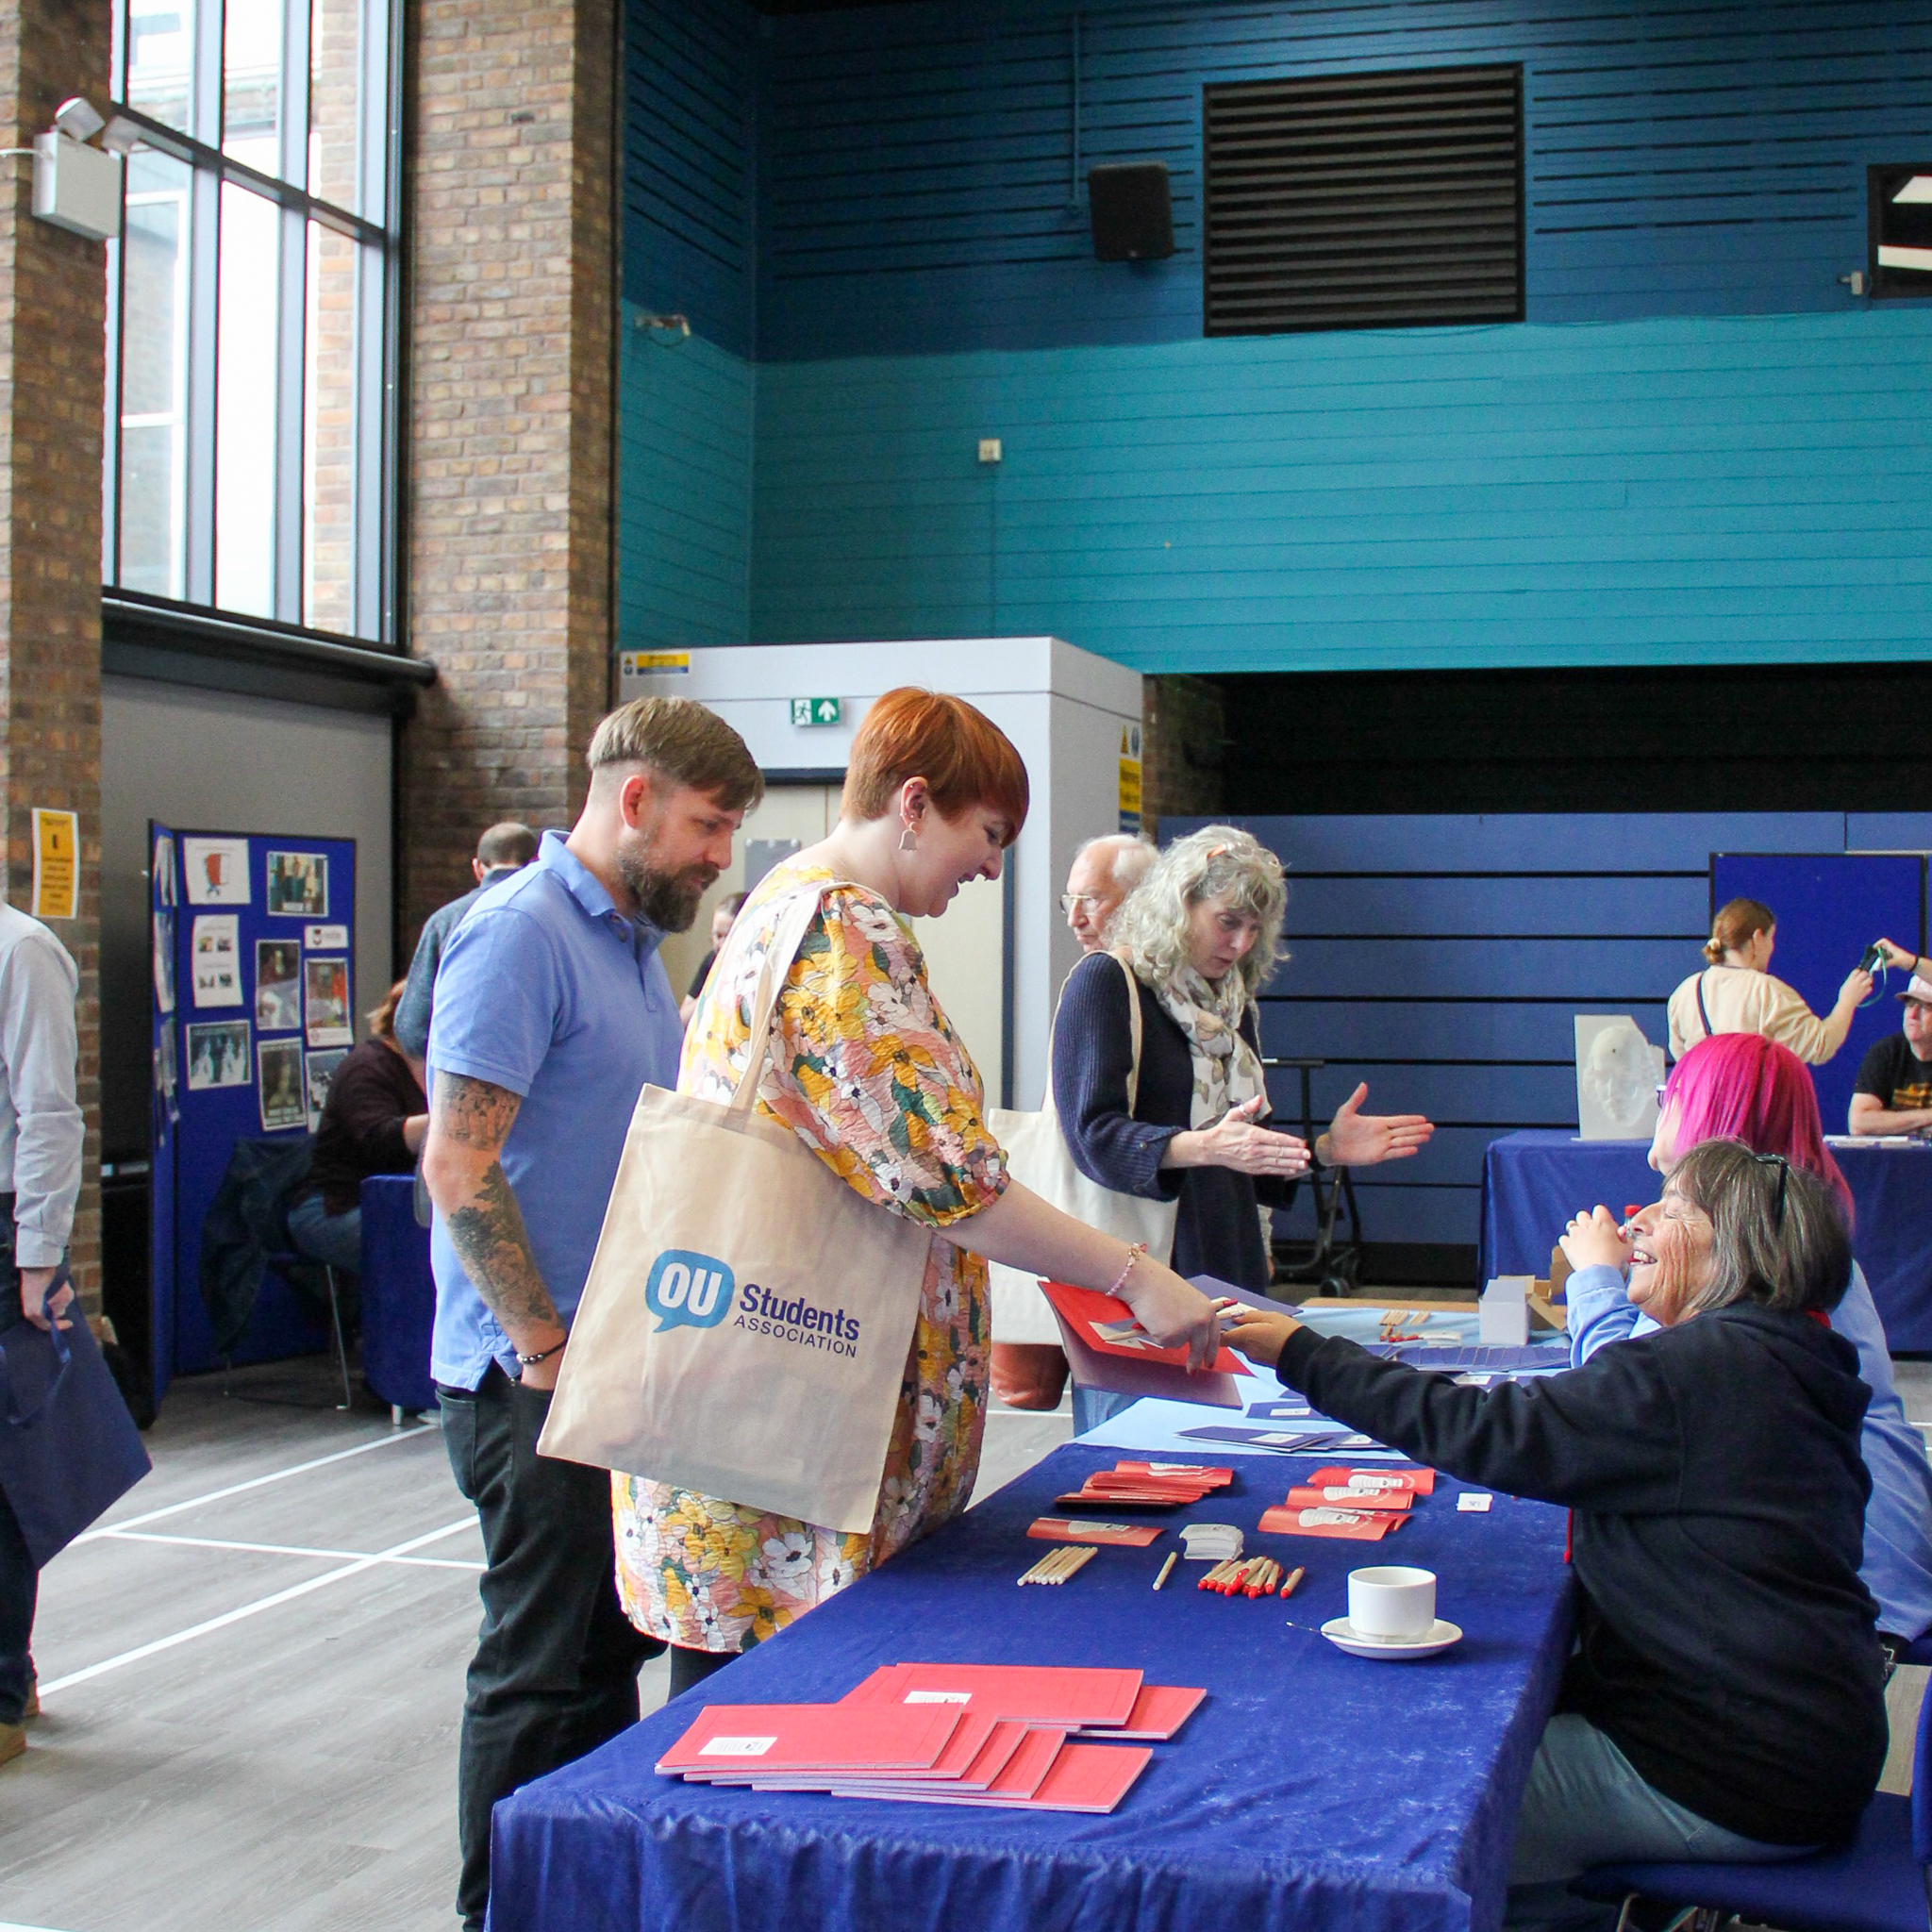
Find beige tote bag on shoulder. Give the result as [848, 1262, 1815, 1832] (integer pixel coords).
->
[986, 952, 1179, 1346]
[537, 882, 934, 1533]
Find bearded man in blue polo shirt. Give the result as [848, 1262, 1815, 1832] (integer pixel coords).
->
[422, 695, 762, 1930]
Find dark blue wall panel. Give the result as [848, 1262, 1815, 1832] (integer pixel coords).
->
[755, 0, 1932, 360]
[1167, 810, 1932, 1268]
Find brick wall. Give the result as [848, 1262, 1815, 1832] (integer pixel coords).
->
[1141, 675, 1226, 841]
[400, 0, 621, 940]
[0, 0, 110, 1302]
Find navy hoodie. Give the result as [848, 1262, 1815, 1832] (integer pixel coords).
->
[1277, 1302, 1888, 1845]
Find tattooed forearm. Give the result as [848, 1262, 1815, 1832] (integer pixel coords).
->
[432, 1071, 523, 1150]
[444, 1165, 560, 1334]
[424, 1072, 560, 1341]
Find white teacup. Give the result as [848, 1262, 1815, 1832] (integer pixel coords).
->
[1347, 1565, 1437, 1641]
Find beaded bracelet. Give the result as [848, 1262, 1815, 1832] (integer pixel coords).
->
[1108, 1241, 1148, 1298]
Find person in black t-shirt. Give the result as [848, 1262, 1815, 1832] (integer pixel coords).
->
[1849, 972, 1932, 1138]
[678, 890, 746, 1026]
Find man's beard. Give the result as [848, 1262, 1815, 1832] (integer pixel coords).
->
[615, 836, 717, 933]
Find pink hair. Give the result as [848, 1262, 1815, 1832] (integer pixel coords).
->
[1661, 1033, 1854, 1225]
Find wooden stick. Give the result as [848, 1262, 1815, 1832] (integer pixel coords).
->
[1279, 1564, 1306, 1600]
[1198, 1558, 1235, 1591]
[1153, 1551, 1177, 1591]
[1049, 1545, 1097, 1585]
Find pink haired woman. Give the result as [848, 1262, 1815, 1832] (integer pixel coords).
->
[1562, 1029, 1932, 1654]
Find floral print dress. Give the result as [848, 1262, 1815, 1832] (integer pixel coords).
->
[612, 859, 1007, 1653]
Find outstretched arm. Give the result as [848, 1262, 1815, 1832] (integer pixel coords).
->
[421, 1072, 566, 1387]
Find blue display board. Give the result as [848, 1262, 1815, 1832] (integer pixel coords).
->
[148, 827, 358, 1380]
[1709, 853, 1927, 1136]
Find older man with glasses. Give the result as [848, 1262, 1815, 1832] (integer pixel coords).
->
[1061, 834, 1156, 955]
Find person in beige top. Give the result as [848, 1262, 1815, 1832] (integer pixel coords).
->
[1667, 895, 1916, 1064]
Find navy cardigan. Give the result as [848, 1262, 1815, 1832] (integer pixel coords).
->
[1050, 950, 1298, 1291]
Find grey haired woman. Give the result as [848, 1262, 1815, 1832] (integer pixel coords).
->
[1052, 824, 1433, 1300]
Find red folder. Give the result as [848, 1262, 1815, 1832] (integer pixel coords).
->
[1041, 1281, 1252, 1375]
[840, 1662, 1142, 1730]
[1284, 1485, 1412, 1513]
[1006, 1740, 1152, 1812]
[1080, 1683, 1207, 1742]
[835, 1724, 1069, 1805]
[1257, 1504, 1406, 1541]
[728, 1712, 1004, 1790]
[657, 1702, 960, 1778]
[1306, 1465, 1435, 1495]
[1028, 1515, 1164, 1547]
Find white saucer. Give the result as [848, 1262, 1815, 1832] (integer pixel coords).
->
[1320, 1615, 1462, 1660]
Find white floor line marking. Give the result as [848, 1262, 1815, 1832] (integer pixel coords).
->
[76, 1425, 432, 1541]
[37, 1517, 476, 1699]
[101, 1526, 483, 1572]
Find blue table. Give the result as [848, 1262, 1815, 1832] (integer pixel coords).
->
[358, 1174, 436, 1416]
[490, 1440, 1574, 1932]
[1480, 1131, 1932, 1351]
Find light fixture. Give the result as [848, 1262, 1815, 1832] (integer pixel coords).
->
[1891, 175, 1932, 204]
[634, 310, 691, 341]
[52, 96, 104, 142]
[101, 115, 143, 157]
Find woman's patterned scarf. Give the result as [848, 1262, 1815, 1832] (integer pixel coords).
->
[1142, 961, 1270, 1129]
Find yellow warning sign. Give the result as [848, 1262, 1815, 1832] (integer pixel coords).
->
[30, 808, 77, 920]
[620, 650, 691, 677]
[1118, 722, 1143, 834]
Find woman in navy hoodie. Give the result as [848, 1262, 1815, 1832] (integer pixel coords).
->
[1225, 1141, 1887, 1931]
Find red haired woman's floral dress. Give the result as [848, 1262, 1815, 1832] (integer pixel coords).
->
[612, 859, 1007, 1654]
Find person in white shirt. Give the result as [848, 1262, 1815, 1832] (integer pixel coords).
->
[1666, 894, 1915, 1064]
[0, 902, 84, 1767]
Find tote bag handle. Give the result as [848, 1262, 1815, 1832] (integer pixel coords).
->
[0, 1317, 73, 1430]
[723, 882, 858, 1124]
[1040, 950, 1147, 1121]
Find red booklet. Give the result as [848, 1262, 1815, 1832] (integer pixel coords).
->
[1028, 1515, 1164, 1546]
[840, 1662, 1142, 1729]
[839, 1724, 1070, 1806]
[727, 1712, 1004, 1790]
[1080, 1683, 1207, 1742]
[658, 1702, 960, 1777]
[1115, 1461, 1234, 1487]
[1257, 1504, 1407, 1541]
[1305, 1465, 1435, 1495]
[1284, 1485, 1411, 1513]
[1041, 1282, 1252, 1376]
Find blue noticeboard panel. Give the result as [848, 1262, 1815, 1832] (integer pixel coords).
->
[152, 828, 358, 1380]
[148, 820, 179, 1408]
[1709, 854, 1927, 1137]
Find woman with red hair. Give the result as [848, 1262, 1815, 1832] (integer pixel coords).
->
[611, 690, 1224, 1694]
[1564, 1030, 1932, 1651]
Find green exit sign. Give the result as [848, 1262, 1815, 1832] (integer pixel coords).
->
[791, 696, 842, 726]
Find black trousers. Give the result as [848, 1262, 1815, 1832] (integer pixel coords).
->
[0, 1264, 33, 1727]
[440, 1367, 663, 1927]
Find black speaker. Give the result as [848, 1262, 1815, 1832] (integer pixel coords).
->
[1088, 162, 1174, 262]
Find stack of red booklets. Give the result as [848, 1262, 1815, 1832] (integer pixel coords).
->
[655, 1663, 1206, 1813]
[1257, 1466, 1435, 1541]
[1054, 1459, 1235, 1509]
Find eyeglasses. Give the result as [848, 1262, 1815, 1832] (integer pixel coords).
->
[1749, 1151, 1790, 1227]
[1060, 894, 1106, 916]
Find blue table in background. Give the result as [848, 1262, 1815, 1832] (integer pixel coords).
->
[490, 1439, 1574, 1932]
[358, 1174, 436, 1416]
[1481, 1131, 1932, 1351]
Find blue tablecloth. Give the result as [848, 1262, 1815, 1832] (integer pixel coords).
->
[490, 1439, 1574, 1932]
[358, 1174, 436, 1413]
[1480, 1131, 1932, 1351]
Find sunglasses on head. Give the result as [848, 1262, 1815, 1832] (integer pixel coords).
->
[1748, 1151, 1790, 1227]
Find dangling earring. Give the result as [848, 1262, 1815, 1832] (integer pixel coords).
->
[898, 824, 918, 853]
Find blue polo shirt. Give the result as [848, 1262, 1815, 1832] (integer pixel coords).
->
[426, 830, 683, 1389]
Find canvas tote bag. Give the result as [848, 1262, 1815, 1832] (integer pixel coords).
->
[985, 953, 1178, 1346]
[538, 881, 934, 1533]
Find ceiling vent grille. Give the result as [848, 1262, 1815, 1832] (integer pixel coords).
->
[1204, 65, 1524, 337]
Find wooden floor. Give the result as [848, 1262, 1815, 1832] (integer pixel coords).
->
[0, 1358, 1073, 1932]
[5, 1353, 1926, 1931]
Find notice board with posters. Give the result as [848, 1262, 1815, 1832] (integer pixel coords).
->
[149, 825, 358, 1387]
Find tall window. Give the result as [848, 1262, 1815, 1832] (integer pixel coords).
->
[104, 0, 399, 643]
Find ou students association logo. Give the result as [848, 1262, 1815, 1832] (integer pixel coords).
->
[644, 1250, 736, 1332]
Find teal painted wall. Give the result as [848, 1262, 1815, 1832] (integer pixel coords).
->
[749, 308, 1932, 674]
[618, 306, 754, 651]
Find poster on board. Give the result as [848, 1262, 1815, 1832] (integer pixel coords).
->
[305, 1048, 348, 1129]
[255, 941, 302, 1032]
[258, 1038, 307, 1132]
[303, 958, 352, 1047]
[154, 833, 175, 907]
[191, 914, 242, 1008]
[183, 836, 250, 906]
[187, 1020, 252, 1091]
[153, 911, 175, 1014]
[266, 851, 328, 918]
[30, 808, 78, 921]
[159, 1018, 178, 1122]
